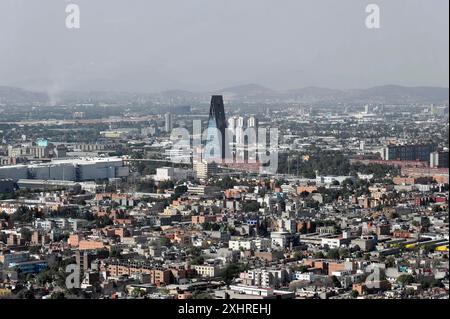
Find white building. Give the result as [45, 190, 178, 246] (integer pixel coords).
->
[227, 118, 236, 130]
[315, 175, 354, 185]
[247, 116, 258, 128]
[154, 167, 175, 181]
[271, 231, 292, 248]
[254, 238, 271, 251]
[34, 219, 55, 231]
[241, 269, 290, 288]
[229, 240, 253, 251]
[193, 161, 218, 179]
[164, 113, 173, 133]
[321, 237, 349, 249]
[229, 238, 271, 251]
[0, 157, 129, 182]
[293, 272, 316, 282]
[193, 265, 220, 278]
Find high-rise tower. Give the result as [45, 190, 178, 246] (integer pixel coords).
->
[247, 116, 258, 129]
[205, 95, 227, 161]
[164, 113, 173, 133]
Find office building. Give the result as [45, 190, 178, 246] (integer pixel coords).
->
[193, 161, 218, 179]
[430, 151, 449, 168]
[382, 144, 438, 162]
[247, 116, 258, 128]
[205, 96, 227, 161]
[165, 113, 173, 133]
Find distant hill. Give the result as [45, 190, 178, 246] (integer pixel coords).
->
[215, 84, 276, 97]
[283, 85, 448, 104]
[0, 84, 448, 105]
[156, 89, 202, 100]
[347, 85, 449, 104]
[211, 84, 449, 104]
[0, 86, 48, 104]
[285, 87, 347, 101]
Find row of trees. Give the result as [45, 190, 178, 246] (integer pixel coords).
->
[278, 151, 399, 180]
[2, 207, 44, 223]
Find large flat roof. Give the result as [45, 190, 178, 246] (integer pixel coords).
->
[0, 157, 123, 169]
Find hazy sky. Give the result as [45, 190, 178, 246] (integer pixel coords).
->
[0, 0, 448, 93]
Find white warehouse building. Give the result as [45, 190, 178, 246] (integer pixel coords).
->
[0, 157, 129, 182]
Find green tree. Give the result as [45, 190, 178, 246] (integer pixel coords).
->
[350, 290, 359, 298]
[174, 185, 188, 196]
[213, 177, 236, 189]
[17, 289, 35, 299]
[159, 180, 175, 191]
[326, 249, 340, 260]
[296, 265, 309, 273]
[220, 263, 247, 285]
[160, 237, 172, 247]
[20, 228, 32, 242]
[0, 211, 9, 220]
[10, 207, 39, 223]
[131, 287, 143, 298]
[242, 201, 260, 213]
[36, 270, 53, 286]
[396, 274, 415, 286]
[29, 245, 41, 254]
[293, 251, 304, 261]
[314, 252, 325, 259]
[430, 279, 444, 288]
[338, 247, 350, 259]
[95, 215, 113, 228]
[331, 275, 342, 288]
[50, 292, 66, 299]
[189, 256, 205, 266]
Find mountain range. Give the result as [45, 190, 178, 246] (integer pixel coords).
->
[0, 84, 448, 105]
[0, 86, 49, 104]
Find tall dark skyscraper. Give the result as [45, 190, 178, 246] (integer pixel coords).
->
[205, 95, 227, 161]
